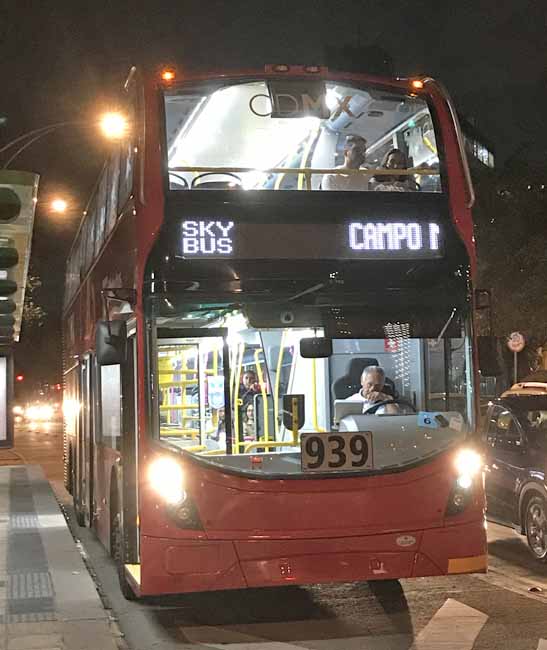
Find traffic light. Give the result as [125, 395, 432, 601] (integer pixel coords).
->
[0, 236, 18, 341]
[0, 171, 39, 345]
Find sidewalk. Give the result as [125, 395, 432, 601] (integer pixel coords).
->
[0, 464, 123, 650]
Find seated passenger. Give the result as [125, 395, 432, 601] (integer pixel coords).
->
[345, 365, 397, 414]
[242, 403, 256, 440]
[322, 135, 369, 191]
[370, 149, 419, 192]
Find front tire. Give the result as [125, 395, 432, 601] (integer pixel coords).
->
[525, 495, 547, 562]
[111, 509, 137, 600]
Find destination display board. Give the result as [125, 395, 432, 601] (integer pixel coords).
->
[176, 219, 443, 260]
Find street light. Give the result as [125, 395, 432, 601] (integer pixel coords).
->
[50, 198, 68, 214]
[99, 112, 129, 140]
[0, 112, 130, 169]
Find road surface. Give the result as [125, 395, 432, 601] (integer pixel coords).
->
[4, 421, 547, 650]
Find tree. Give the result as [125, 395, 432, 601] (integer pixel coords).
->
[474, 157, 547, 378]
[22, 269, 46, 329]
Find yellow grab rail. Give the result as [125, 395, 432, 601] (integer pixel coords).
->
[244, 396, 301, 453]
[254, 348, 269, 441]
[183, 445, 207, 453]
[311, 358, 326, 433]
[273, 330, 287, 437]
[171, 165, 439, 177]
[233, 342, 244, 452]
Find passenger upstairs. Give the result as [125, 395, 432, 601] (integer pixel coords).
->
[370, 148, 419, 192]
[322, 135, 369, 191]
[345, 366, 396, 414]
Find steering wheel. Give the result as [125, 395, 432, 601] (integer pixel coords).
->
[363, 398, 417, 415]
[168, 172, 189, 189]
[191, 172, 242, 189]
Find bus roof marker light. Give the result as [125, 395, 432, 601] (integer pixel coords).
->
[411, 80, 424, 90]
[161, 69, 176, 82]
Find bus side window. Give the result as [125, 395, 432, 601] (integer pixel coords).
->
[99, 364, 122, 450]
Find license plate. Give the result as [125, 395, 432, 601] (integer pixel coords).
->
[300, 431, 373, 472]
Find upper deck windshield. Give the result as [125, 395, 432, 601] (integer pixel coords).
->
[164, 79, 442, 192]
[150, 304, 472, 477]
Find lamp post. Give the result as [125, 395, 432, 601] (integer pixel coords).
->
[0, 112, 129, 169]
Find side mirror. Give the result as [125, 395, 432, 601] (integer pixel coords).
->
[95, 320, 127, 365]
[300, 337, 332, 358]
[282, 394, 305, 431]
[478, 336, 502, 376]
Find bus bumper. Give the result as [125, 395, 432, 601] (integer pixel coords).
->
[137, 519, 486, 595]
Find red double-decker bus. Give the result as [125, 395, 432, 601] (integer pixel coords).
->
[63, 64, 487, 599]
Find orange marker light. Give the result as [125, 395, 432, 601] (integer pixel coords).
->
[411, 80, 424, 90]
[161, 69, 176, 82]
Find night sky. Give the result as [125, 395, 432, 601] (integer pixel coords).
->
[1, 0, 546, 388]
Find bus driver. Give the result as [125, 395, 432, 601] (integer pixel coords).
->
[345, 366, 397, 414]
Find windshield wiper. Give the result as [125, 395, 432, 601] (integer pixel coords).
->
[436, 307, 457, 343]
[285, 283, 326, 302]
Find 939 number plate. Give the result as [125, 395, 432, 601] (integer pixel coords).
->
[300, 432, 373, 473]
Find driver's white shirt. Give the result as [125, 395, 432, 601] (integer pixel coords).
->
[345, 391, 387, 414]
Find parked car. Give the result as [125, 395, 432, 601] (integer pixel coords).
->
[483, 375, 547, 561]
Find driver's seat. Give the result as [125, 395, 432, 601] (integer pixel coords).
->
[332, 358, 398, 401]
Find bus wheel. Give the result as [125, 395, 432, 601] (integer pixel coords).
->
[110, 510, 137, 600]
[525, 495, 547, 562]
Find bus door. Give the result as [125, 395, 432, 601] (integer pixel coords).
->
[78, 354, 94, 526]
[122, 332, 139, 563]
[155, 328, 232, 455]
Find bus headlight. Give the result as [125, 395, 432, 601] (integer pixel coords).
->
[148, 457, 186, 505]
[454, 448, 482, 479]
[446, 448, 483, 516]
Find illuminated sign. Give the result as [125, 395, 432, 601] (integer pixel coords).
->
[348, 222, 440, 253]
[181, 220, 234, 255]
[179, 219, 442, 259]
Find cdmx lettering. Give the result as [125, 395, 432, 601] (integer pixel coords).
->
[249, 92, 355, 119]
[181, 220, 234, 255]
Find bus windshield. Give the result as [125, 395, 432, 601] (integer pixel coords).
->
[150, 306, 472, 476]
[164, 79, 442, 192]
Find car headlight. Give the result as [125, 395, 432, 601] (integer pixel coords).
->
[148, 457, 186, 505]
[26, 406, 39, 420]
[39, 405, 54, 420]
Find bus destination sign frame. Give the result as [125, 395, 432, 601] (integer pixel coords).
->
[178, 219, 443, 260]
